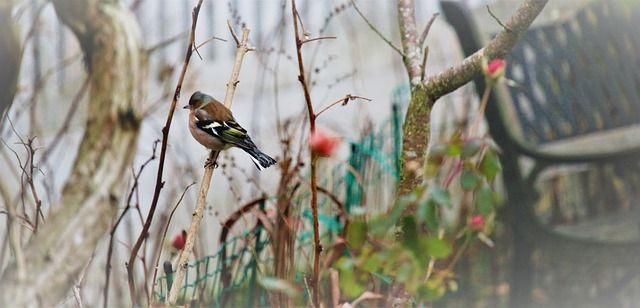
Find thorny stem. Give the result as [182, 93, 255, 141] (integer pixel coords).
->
[127, 1, 205, 305]
[292, 0, 320, 305]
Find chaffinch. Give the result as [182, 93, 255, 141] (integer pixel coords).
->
[184, 91, 277, 170]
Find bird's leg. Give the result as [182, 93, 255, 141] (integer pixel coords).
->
[204, 157, 218, 169]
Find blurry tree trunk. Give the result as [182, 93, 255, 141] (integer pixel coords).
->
[0, 0, 145, 306]
[0, 1, 21, 119]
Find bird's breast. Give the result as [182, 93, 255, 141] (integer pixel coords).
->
[189, 118, 226, 151]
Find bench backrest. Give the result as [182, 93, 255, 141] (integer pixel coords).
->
[442, 1, 640, 145]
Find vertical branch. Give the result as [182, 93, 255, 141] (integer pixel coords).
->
[397, 0, 422, 85]
[291, 1, 320, 306]
[126, 1, 204, 305]
[166, 23, 254, 305]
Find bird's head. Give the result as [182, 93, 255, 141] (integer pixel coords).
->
[184, 91, 215, 110]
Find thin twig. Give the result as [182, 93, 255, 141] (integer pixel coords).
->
[301, 36, 336, 45]
[418, 13, 439, 47]
[227, 20, 240, 46]
[315, 94, 371, 118]
[146, 31, 188, 55]
[127, 2, 205, 305]
[104, 140, 158, 308]
[350, 0, 404, 57]
[149, 182, 195, 301]
[192, 34, 227, 61]
[39, 75, 90, 167]
[420, 46, 430, 82]
[487, 5, 512, 32]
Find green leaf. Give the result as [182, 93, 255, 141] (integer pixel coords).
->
[362, 252, 384, 273]
[418, 199, 439, 231]
[346, 219, 367, 250]
[475, 187, 495, 215]
[401, 216, 419, 252]
[480, 150, 501, 181]
[460, 169, 481, 190]
[429, 186, 451, 208]
[446, 143, 461, 156]
[336, 258, 366, 298]
[421, 237, 452, 259]
[461, 139, 482, 158]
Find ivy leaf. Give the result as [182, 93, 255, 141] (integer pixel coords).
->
[480, 150, 501, 181]
[476, 187, 495, 215]
[460, 169, 481, 190]
[422, 237, 452, 258]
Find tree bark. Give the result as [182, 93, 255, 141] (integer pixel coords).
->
[0, 0, 145, 306]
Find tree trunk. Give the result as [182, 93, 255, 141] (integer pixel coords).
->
[0, 0, 145, 306]
[398, 86, 432, 197]
[0, 1, 21, 119]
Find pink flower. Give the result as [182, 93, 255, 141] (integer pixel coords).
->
[484, 59, 506, 80]
[172, 230, 187, 250]
[309, 129, 340, 157]
[468, 215, 485, 231]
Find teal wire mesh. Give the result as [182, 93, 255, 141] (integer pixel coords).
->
[153, 88, 407, 305]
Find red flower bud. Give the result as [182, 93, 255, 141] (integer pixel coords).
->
[172, 230, 187, 250]
[484, 59, 506, 80]
[468, 215, 485, 231]
[309, 129, 340, 157]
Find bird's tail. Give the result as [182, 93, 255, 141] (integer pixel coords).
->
[241, 145, 277, 170]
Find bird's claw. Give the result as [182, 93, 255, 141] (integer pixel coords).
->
[204, 158, 218, 169]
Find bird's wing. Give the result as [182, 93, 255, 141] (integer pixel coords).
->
[195, 119, 253, 147]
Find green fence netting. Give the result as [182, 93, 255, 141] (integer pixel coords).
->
[153, 85, 409, 305]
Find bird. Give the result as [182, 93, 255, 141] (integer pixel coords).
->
[184, 91, 277, 170]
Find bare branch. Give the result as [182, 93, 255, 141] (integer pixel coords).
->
[397, 0, 422, 85]
[424, 0, 548, 100]
[227, 19, 240, 46]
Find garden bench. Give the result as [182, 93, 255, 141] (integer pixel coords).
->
[441, 0, 640, 305]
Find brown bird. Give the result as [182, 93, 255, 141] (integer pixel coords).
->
[184, 91, 276, 170]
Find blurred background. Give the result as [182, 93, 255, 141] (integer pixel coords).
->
[2, 0, 640, 307]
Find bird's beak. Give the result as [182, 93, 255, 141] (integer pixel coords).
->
[182, 105, 189, 109]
